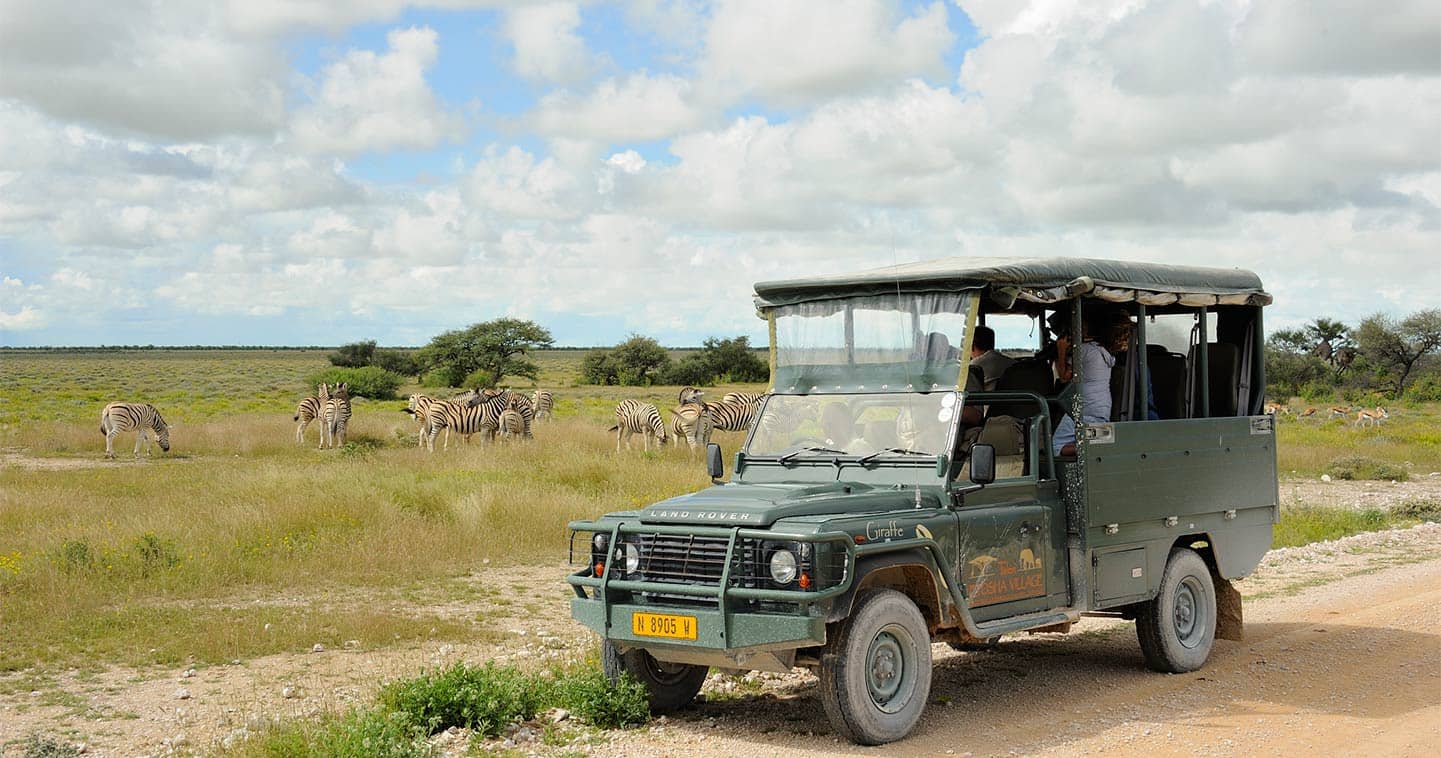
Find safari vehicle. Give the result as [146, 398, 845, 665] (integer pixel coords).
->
[566, 258, 1278, 744]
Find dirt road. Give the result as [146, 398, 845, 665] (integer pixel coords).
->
[3, 523, 1438, 756]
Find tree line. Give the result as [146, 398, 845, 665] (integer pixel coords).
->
[316, 319, 768, 399]
[1267, 309, 1441, 402]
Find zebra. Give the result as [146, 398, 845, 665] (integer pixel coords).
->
[670, 403, 713, 457]
[506, 391, 536, 439]
[293, 383, 330, 444]
[678, 386, 704, 406]
[402, 393, 437, 447]
[703, 400, 759, 433]
[498, 408, 526, 441]
[531, 390, 555, 422]
[321, 382, 352, 449]
[423, 392, 507, 452]
[610, 399, 668, 452]
[100, 402, 171, 458]
[721, 391, 764, 408]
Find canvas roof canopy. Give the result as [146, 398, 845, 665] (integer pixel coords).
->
[753, 256, 1271, 310]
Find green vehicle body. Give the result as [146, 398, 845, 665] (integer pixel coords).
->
[567, 257, 1278, 736]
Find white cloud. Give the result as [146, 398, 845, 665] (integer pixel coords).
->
[0, 306, 45, 330]
[504, 2, 594, 84]
[289, 26, 464, 155]
[700, 0, 955, 104]
[530, 73, 705, 142]
[465, 146, 582, 220]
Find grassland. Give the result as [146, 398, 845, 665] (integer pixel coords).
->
[0, 349, 1436, 676]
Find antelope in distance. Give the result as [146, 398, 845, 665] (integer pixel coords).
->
[1327, 405, 1352, 419]
[1263, 402, 1289, 416]
[1298, 406, 1318, 418]
[1354, 407, 1389, 427]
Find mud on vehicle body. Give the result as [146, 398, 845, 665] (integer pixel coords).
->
[567, 257, 1278, 745]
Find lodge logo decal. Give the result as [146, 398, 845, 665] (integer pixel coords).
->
[865, 520, 905, 540]
[915, 524, 933, 541]
[965, 547, 1045, 607]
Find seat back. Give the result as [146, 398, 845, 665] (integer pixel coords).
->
[986, 358, 1054, 420]
[1188, 342, 1240, 417]
[1146, 345, 1187, 419]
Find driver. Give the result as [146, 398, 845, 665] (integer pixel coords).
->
[820, 402, 874, 453]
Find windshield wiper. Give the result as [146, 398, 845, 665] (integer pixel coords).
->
[778, 446, 848, 463]
[856, 447, 935, 465]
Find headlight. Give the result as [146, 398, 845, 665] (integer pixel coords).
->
[592, 533, 609, 551]
[769, 548, 798, 584]
[622, 543, 641, 574]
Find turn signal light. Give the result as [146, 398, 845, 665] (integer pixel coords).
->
[798, 572, 812, 590]
[594, 562, 604, 577]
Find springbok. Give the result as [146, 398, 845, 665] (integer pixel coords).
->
[1327, 405, 1352, 418]
[1354, 407, 1388, 427]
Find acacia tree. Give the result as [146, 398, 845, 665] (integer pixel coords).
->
[417, 318, 554, 387]
[1353, 309, 1441, 397]
[611, 335, 672, 385]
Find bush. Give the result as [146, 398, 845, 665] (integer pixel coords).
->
[373, 349, 421, 378]
[661, 353, 715, 386]
[377, 662, 540, 737]
[548, 666, 650, 729]
[420, 368, 463, 388]
[1392, 498, 1441, 521]
[1325, 455, 1409, 481]
[245, 708, 429, 758]
[1403, 374, 1441, 403]
[580, 350, 620, 385]
[307, 367, 405, 400]
[21, 734, 83, 758]
[329, 341, 377, 368]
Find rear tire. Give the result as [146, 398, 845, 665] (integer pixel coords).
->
[601, 641, 707, 714]
[1136, 549, 1216, 673]
[817, 589, 932, 745]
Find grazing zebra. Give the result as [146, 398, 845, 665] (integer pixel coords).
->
[403, 393, 437, 447]
[721, 391, 764, 408]
[531, 390, 555, 421]
[703, 401, 760, 433]
[423, 392, 507, 452]
[321, 383, 352, 449]
[293, 383, 330, 444]
[498, 408, 526, 441]
[679, 386, 704, 406]
[670, 403, 713, 457]
[610, 400, 668, 452]
[100, 402, 171, 458]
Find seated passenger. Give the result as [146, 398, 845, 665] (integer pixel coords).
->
[1109, 315, 1159, 421]
[1052, 311, 1115, 456]
[970, 325, 1015, 391]
[820, 402, 874, 453]
[917, 331, 960, 363]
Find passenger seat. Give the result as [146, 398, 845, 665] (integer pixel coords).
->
[1145, 345, 1187, 420]
[1188, 342, 1241, 417]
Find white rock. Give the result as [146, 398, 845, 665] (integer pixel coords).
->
[282, 686, 299, 699]
[173, 688, 191, 700]
[343, 639, 360, 649]
[438, 644, 454, 656]
[551, 708, 571, 723]
[182, 668, 196, 678]
[1320, 474, 1332, 482]
[263, 623, 273, 632]
[312, 643, 325, 653]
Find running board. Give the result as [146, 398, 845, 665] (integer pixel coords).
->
[974, 610, 1077, 638]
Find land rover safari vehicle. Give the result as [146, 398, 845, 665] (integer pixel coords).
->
[567, 257, 1278, 744]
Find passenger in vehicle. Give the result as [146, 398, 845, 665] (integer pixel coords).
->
[1051, 311, 1115, 456]
[918, 331, 960, 363]
[970, 325, 1015, 391]
[820, 402, 873, 453]
[1109, 315, 1160, 420]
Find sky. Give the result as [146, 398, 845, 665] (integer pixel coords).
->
[0, 0, 1438, 348]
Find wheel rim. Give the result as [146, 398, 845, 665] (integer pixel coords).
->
[644, 654, 694, 686]
[865, 624, 917, 714]
[1173, 576, 1207, 649]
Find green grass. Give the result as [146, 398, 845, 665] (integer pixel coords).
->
[1273, 501, 1441, 549]
[1274, 405, 1441, 476]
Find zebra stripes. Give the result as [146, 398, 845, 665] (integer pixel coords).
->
[506, 392, 535, 439]
[101, 402, 170, 458]
[498, 408, 526, 441]
[703, 400, 760, 433]
[404, 393, 437, 447]
[670, 403, 713, 456]
[531, 390, 555, 422]
[424, 391, 508, 452]
[294, 383, 330, 444]
[321, 383, 352, 449]
[721, 391, 763, 407]
[611, 399, 668, 451]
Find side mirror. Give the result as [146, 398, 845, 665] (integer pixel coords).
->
[969, 444, 996, 485]
[706, 443, 725, 482]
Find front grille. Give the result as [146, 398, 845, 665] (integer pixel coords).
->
[634, 533, 734, 585]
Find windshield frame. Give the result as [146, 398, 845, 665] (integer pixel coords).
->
[740, 390, 963, 466]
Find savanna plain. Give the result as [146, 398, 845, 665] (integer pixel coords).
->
[2, 349, 1439, 756]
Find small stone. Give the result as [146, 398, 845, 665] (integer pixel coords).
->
[263, 623, 273, 632]
[343, 640, 360, 649]
[182, 668, 197, 678]
[173, 688, 191, 700]
[551, 708, 571, 723]
[74, 744, 87, 754]
[482, 558, 491, 565]
[438, 644, 454, 656]
[1320, 474, 1332, 482]
[312, 643, 325, 653]
[282, 686, 299, 699]
[231, 659, 241, 665]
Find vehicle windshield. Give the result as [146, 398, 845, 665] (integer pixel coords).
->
[745, 391, 960, 458]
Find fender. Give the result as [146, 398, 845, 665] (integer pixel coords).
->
[825, 548, 951, 626]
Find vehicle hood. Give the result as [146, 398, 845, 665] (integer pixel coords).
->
[638, 482, 908, 527]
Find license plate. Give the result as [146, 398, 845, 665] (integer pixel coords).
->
[631, 612, 698, 640]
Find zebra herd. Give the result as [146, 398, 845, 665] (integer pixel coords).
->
[610, 387, 763, 453]
[402, 388, 555, 452]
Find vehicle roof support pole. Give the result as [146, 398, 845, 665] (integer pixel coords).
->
[1137, 304, 1149, 421]
[1199, 307, 1210, 418]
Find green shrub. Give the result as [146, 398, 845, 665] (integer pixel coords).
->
[372, 349, 421, 378]
[22, 733, 83, 758]
[1325, 455, 1409, 481]
[1392, 498, 1441, 521]
[377, 662, 540, 737]
[1403, 375, 1441, 403]
[131, 532, 181, 575]
[420, 368, 463, 388]
[306, 367, 404, 401]
[56, 539, 94, 573]
[548, 666, 650, 729]
[244, 708, 429, 758]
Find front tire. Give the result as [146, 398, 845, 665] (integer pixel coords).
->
[601, 641, 707, 714]
[1136, 549, 1217, 673]
[818, 588, 933, 745]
